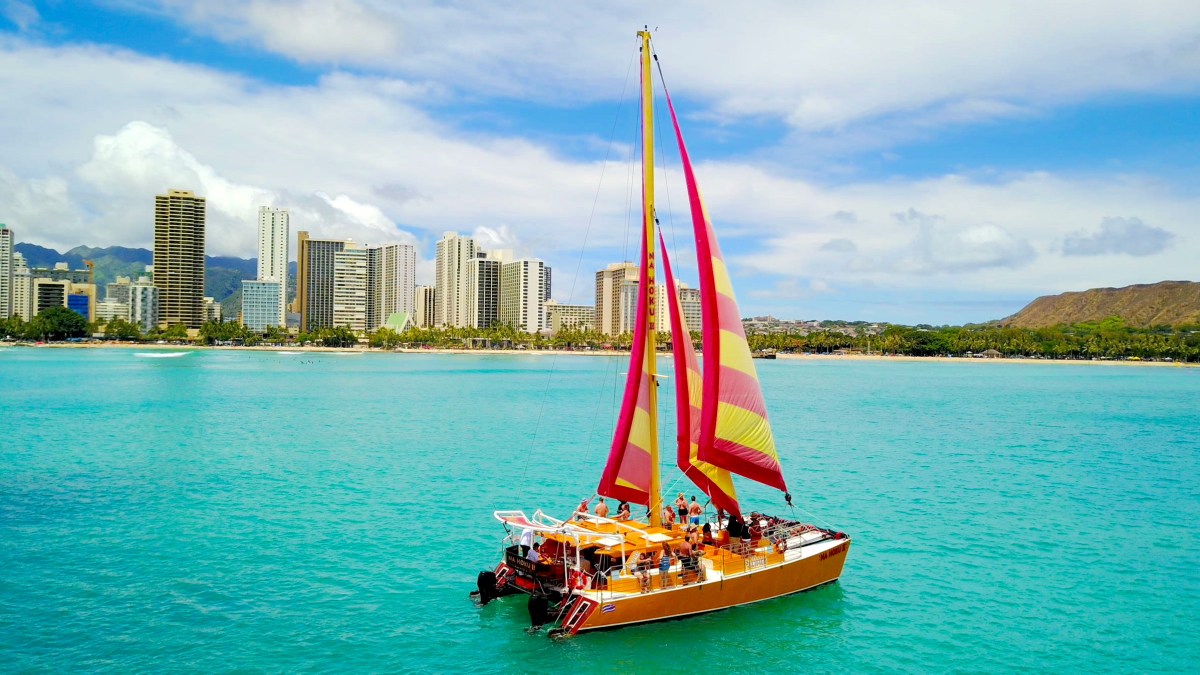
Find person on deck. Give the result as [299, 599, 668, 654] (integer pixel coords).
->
[727, 516, 745, 553]
[617, 501, 631, 520]
[526, 541, 542, 563]
[658, 542, 674, 588]
[662, 504, 677, 528]
[595, 497, 610, 518]
[575, 498, 590, 521]
[629, 551, 651, 593]
[519, 527, 534, 556]
[675, 493, 688, 522]
[702, 523, 716, 547]
[678, 537, 695, 585]
[688, 496, 703, 526]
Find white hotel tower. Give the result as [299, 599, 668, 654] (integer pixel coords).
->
[256, 206, 289, 327]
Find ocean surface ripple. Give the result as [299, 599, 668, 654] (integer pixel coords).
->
[1, 349, 1197, 672]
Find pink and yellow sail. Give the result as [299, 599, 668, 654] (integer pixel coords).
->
[664, 88, 788, 494]
[660, 232, 741, 519]
[597, 31, 661, 513]
[601, 32, 786, 519]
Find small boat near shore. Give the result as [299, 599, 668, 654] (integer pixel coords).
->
[473, 30, 849, 637]
[134, 351, 190, 358]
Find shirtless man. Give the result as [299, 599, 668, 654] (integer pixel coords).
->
[595, 497, 610, 519]
[688, 496, 703, 526]
[662, 504, 677, 528]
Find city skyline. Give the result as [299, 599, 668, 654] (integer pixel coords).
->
[1, 3, 1198, 324]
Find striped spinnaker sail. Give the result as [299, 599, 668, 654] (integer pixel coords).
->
[663, 89, 789, 493]
[660, 232, 741, 519]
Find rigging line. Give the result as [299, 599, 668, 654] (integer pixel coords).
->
[565, 42, 639, 308]
[509, 38, 640, 511]
[584, 38, 644, 492]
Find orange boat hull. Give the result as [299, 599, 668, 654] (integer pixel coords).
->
[575, 539, 850, 631]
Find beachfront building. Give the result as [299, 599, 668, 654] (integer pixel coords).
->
[153, 189, 206, 329]
[464, 250, 508, 329]
[414, 285, 435, 328]
[257, 206, 289, 327]
[106, 276, 132, 306]
[434, 232, 477, 328]
[367, 243, 416, 331]
[617, 274, 667, 335]
[96, 299, 129, 323]
[241, 280, 282, 332]
[10, 253, 32, 321]
[544, 300, 594, 334]
[595, 262, 637, 336]
[203, 297, 221, 323]
[29, 262, 90, 284]
[0, 224, 12, 318]
[500, 259, 551, 334]
[30, 276, 95, 321]
[129, 276, 159, 332]
[332, 245, 367, 333]
[676, 282, 702, 333]
[296, 232, 347, 332]
[33, 278, 69, 316]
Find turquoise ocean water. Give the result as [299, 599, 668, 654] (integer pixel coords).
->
[1, 348, 1197, 672]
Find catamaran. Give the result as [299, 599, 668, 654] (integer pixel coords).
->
[472, 30, 850, 636]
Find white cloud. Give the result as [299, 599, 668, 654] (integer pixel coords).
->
[1062, 216, 1176, 257]
[0, 29, 1198, 317]
[116, 0, 401, 66]
[131, 0, 1200, 134]
[1, 0, 38, 32]
[890, 208, 1035, 274]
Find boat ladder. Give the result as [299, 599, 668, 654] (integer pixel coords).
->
[559, 595, 598, 636]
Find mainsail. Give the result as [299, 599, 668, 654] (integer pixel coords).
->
[660, 232, 741, 519]
[597, 35, 661, 509]
[663, 88, 789, 493]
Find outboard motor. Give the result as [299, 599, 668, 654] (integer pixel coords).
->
[476, 570, 498, 605]
[528, 595, 550, 629]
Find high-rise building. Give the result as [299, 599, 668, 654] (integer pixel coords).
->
[0, 224, 12, 318]
[296, 232, 347, 332]
[33, 278, 69, 316]
[434, 232, 477, 328]
[257, 206, 289, 327]
[95, 300, 130, 323]
[595, 262, 638, 336]
[203, 297, 221, 323]
[241, 280, 281, 332]
[153, 189, 206, 329]
[414, 285, 436, 328]
[29, 263, 90, 284]
[463, 250, 506, 329]
[367, 243, 416, 330]
[544, 300, 595, 334]
[676, 282, 702, 333]
[618, 274, 667, 335]
[500, 259, 551, 333]
[333, 245, 367, 333]
[10, 253, 32, 321]
[106, 276, 132, 305]
[129, 276, 159, 333]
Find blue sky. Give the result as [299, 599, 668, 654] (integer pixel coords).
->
[2, 1, 1198, 324]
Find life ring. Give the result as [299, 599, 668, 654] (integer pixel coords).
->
[569, 570, 589, 590]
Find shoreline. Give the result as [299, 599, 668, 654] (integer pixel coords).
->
[4, 341, 1194, 368]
